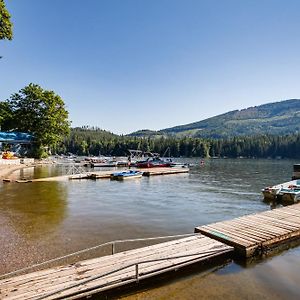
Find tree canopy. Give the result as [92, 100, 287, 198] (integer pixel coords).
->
[0, 101, 13, 129]
[0, 0, 13, 40]
[3, 83, 70, 157]
[56, 127, 300, 159]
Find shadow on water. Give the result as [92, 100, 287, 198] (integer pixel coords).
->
[88, 256, 233, 300]
[222, 238, 300, 272]
[112, 238, 300, 300]
[75, 238, 300, 300]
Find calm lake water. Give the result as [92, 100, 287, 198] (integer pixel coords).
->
[0, 159, 300, 299]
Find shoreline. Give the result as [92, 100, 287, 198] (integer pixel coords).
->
[0, 158, 57, 180]
[0, 164, 35, 180]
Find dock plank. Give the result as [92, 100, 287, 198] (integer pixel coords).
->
[140, 167, 189, 176]
[10, 167, 189, 183]
[196, 203, 300, 257]
[206, 221, 270, 241]
[1, 236, 212, 293]
[0, 235, 232, 300]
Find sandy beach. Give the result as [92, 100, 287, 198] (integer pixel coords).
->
[0, 163, 35, 180]
[0, 164, 26, 179]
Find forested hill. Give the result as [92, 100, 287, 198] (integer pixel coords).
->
[130, 99, 300, 138]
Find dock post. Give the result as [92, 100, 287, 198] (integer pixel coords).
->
[112, 242, 115, 255]
[135, 264, 139, 283]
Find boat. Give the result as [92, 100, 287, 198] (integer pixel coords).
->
[111, 170, 143, 180]
[261, 179, 300, 201]
[91, 161, 117, 168]
[135, 157, 171, 168]
[261, 184, 283, 201]
[278, 183, 300, 203]
[83, 157, 118, 168]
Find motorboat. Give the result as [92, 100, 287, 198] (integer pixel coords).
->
[91, 161, 117, 168]
[278, 183, 300, 203]
[135, 157, 171, 168]
[261, 179, 300, 201]
[261, 184, 282, 201]
[111, 170, 143, 180]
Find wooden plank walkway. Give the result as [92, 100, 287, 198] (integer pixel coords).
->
[3, 167, 189, 183]
[0, 235, 232, 300]
[141, 167, 189, 176]
[195, 203, 300, 257]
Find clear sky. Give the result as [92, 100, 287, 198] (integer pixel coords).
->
[1, 0, 300, 134]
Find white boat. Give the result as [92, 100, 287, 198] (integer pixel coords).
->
[91, 161, 117, 168]
[111, 170, 143, 180]
[261, 179, 300, 201]
[278, 184, 300, 203]
[261, 184, 282, 201]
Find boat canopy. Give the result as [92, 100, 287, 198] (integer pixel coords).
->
[0, 132, 33, 144]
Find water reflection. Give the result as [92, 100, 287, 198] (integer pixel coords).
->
[0, 182, 67, 239]
[1, 159, 300, 298]
[0, 180, 67, 273]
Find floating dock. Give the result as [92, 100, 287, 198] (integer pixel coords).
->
[195, 203, 300, 257]
[0, 235, 232, 300]
[82, 167, 189, 179]
[2, 195, 300, 298]
[141, 167, 189, 176]
[2, 167, 189, 183]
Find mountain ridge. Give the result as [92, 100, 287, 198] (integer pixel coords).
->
[129, 99, 300, 138]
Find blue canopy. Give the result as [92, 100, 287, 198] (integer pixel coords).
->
[0, 132, 33, 144]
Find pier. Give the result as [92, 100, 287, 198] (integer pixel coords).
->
[195, 203, 300, 257]
[0, 235, 232, 300]
[141, 167, 189, 176]
[2, 167, 189, 183]
[1, 203, 300, 299]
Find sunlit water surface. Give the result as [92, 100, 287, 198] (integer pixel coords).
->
[0, 159, 299, 299]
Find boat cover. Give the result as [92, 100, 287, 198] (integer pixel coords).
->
[0, 132, 33, 143]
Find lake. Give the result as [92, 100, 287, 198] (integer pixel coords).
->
[0, 158, 299, 299]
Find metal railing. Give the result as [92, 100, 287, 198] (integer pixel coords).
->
[34, 247, 225, 300]
[0, 233, 197, 280]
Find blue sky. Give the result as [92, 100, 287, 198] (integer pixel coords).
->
[1, 0, 300, 134]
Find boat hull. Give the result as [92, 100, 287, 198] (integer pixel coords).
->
[262, 179, 300, 202]
[279, 189, 300, 203]
[111, 170, 143, 180]
[116, 174, 143, 180]
[136, 162, 171, 168]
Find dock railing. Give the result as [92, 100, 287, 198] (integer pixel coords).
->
[0, 233, 197, 280]
[32, 247, 224, 300]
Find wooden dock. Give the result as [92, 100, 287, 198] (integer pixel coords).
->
[2, 204, 300, 299]
[0, 235, 232, 300]
[141, 167, 189, 176]
[3, 167, 189, 183]
[195, 203, 300, 257]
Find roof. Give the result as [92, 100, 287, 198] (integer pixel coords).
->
[0, 132, 33, 144]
